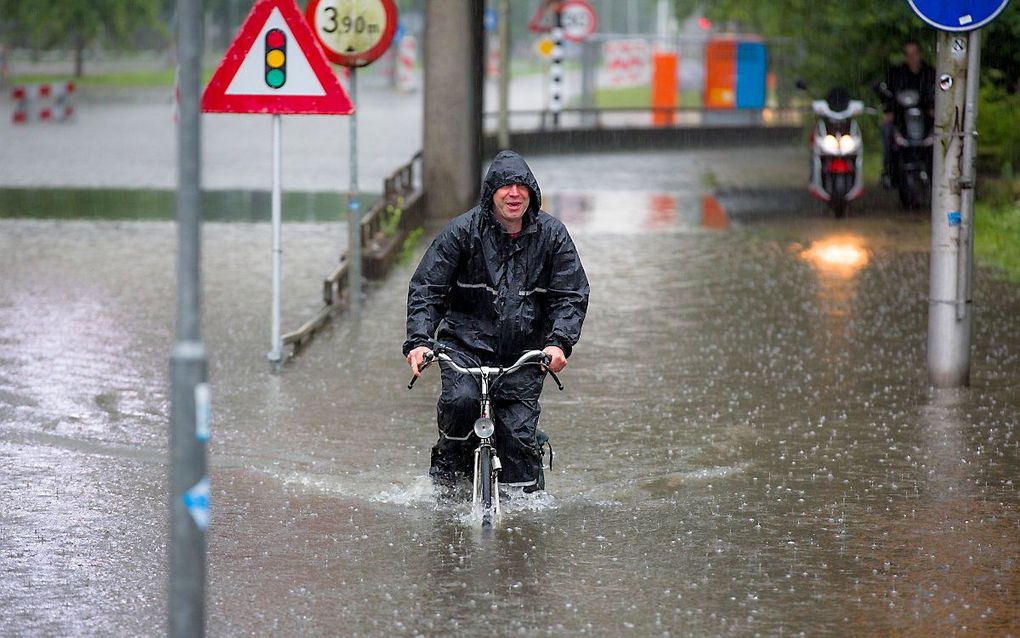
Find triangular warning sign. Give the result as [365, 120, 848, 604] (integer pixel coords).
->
[202, 0, 353, 115]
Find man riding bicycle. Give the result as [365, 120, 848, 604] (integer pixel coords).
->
[403, 150, 590, 492]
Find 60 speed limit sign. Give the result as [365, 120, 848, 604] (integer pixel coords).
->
[305, 0, 398, 67]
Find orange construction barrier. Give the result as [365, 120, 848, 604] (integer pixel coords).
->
[704, 38, 736, 109]
[700, 194, 730, 229]
[651, 51, 677, 127]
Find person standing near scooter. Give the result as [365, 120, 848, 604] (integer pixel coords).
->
[880, 40, 936, 188]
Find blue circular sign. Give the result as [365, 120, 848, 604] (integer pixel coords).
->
[907, 0, 1011, 31]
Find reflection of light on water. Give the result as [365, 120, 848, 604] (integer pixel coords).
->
[800, 235, 870, 276]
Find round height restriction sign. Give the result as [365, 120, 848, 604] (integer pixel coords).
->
[560, 0, 597, 43]
[306, 0, 397, 67]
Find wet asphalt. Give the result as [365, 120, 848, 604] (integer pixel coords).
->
[1, 148, 1018, 636]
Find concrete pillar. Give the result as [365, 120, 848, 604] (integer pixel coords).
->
[423, 0, 485, 218]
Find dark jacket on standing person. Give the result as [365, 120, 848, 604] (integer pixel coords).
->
[402, 150, 590, 399]
[883, 61, 936, 124]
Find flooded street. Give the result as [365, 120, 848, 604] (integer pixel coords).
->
[2, 149, 1019, 636]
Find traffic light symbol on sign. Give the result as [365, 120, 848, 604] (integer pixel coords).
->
[265, 28, 286, 89]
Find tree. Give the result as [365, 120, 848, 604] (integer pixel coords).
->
[673, 0, 1020, 96]
[0, 0, 163, 77]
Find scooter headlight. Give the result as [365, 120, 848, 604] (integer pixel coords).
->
[473, 417, 495, 439]
[838, 134, 859, 154]
[820, 134, 840, 155]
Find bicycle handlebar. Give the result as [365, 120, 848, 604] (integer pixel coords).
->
[406, 347, 564, 391]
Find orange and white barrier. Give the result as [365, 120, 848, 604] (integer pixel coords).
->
[11, 81, 76, 124]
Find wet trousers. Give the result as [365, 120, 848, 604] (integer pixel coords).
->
[430, 366, 543, 489]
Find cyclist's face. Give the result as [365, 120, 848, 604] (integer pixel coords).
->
[492, 183, 530, 225]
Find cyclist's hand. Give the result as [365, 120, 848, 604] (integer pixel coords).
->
[407, 346, 432, 377]
[542, 346, 567, 373]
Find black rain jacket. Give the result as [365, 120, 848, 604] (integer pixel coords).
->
[403, 150, 590, 399]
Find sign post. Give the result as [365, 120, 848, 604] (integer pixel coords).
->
[169, 0, 207, 634]
[306, 0, 398, 316]
[497, 0, 511, 149]
[202, 0, 353, 371]
[906, 0, 1010, 387]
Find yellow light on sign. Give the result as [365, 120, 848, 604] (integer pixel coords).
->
[535, 37, 555, 59]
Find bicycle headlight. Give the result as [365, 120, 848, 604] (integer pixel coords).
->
[838, 134, 859, 154]
[820, 134, 840, 155]
[473, 417, 495, 439]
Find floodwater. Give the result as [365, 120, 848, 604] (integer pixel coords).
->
[2, 150, 1019, 636]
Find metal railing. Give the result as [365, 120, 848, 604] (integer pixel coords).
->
[281, 151, 424, 354]
[483, 106, 806, 132]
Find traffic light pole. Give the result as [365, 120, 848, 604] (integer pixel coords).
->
[170, 0, 209, 635]
[928, 29, 981, 387]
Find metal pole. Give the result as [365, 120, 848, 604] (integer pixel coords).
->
[348, 66, 362, 315]
[656, 0, 669, 39]
[170, 0, 208, 635]
[497, 0, 510, 148]
[580, 38, 596, 127]
[268, 114, 283, 369]
[927, 30, 978, 387]
[550, 7, 563, 128]
[956, 30, 981, 323]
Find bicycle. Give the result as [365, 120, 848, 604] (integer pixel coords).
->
[407, 344, 563, 528]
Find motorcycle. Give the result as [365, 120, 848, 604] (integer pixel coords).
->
[803, 85, 865, 218]
[875, 81, 934, 210]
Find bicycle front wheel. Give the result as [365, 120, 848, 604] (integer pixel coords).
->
[479, 446, 494, 527]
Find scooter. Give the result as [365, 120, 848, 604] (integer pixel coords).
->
[875, 82, 934, 210]
[803, 85, 865, 218]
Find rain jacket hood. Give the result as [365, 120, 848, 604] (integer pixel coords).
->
[479, 150, 542, 218]
[403, 150, 589, 399]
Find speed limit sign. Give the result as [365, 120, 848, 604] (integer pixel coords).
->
[560, 0, 598, 43]
[305, 0, 398, 67]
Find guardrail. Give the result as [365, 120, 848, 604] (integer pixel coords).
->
[484, 106, 806, 132]
[281, 151, 424, 355]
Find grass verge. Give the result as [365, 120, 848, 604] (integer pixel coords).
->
[569, 86, 701, 109]
[975, 183, 1020, 281]
[9, 67, 214, 88]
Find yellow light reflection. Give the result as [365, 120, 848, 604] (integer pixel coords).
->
[800, 234, 870, 277]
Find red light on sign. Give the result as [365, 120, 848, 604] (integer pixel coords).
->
[698, 17, 712, 30]
[266, 28, 285, 49]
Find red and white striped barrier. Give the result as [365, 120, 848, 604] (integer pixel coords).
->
[397, 35, 417, 93]
[486, 36, 501, 79]
[602, 40, 651, 89]
[11, 81, 76, 124]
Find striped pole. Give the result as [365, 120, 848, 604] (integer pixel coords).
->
[549, 8, 563, 128]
